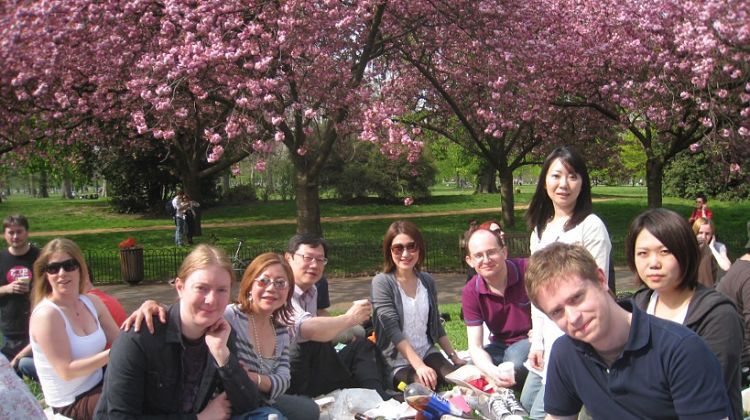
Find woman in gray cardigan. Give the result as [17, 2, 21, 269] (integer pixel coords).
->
[371, 221, 465, 390]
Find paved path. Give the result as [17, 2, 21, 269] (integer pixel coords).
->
[100, 267, 638, 314]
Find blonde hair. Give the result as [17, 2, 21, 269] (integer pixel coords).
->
[237, 252, 295, 326]
[692, 217, 714, 235]
[176, 244, 235, 285]
[31, 238, 90, 308]
[525, 242, 600, 308]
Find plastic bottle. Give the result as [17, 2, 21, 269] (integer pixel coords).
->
[398, 382, 463, 419]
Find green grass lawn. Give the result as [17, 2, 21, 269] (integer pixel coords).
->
[3, 187, 749, 270]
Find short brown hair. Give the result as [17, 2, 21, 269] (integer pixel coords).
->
[625, 208, 699, 290]
[382, 220, 425, 273]
[32, 238, 90, 308]
[3, 214, 29, 231]
[237, 252, 295, 326]
[525, 242, 600, 308]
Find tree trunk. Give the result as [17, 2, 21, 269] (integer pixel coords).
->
[61, 169, 73, 199]
[294, 169, 322, 235]
[221, 174, 230, 198]
[498, 168, 515, 228]
[28, 173, 36, 197]
[475, 164, 498, 193]
[645, 156, 663, 208]
[39, 168, 49, 198]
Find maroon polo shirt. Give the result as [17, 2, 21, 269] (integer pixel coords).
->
[461, 258, 532, 345]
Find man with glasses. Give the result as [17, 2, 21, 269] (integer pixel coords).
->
[0, 215, 39, 380]
[284, 234, 391, 399]
[462, 229, 531, 389]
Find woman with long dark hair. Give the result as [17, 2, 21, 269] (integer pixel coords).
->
[521, 146, 612, 419]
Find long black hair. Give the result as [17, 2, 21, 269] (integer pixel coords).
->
[525, 146, 593, 238]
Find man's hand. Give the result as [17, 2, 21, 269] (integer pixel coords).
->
[197, 392, 231, 420]
[344, 299, 372, 326]
[528, 349, 544, 371]
[415, 364, 438, 390]
[121, 300, 167, 333]
[205, 317, 231, 367]
[2, 281, 29, 295]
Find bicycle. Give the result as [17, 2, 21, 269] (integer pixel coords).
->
[231, 239, 250, 280]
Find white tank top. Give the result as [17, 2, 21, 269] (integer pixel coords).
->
[30, 295, 106, 408]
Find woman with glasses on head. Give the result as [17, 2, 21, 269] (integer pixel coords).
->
[371, 220, 465, 391]
[520, 146, 612, 419]
[29, 238, 120, 420]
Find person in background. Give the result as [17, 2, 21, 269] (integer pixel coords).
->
[0, 215, 39, 380]
[526, 242, 731, 419]
[184, 194, 201, 246]
[521, 146, 612, 419]
[717, 221, 750, 387]
[96, 245, 271, 419]
[171, 190, 190, 246]
[371, 221, 465, 391]
[30, 238, 120, 420]
[462, 228, 529, 417]
[628, 208, 743, 420]
[688, 192, 713, 224]
[693, 217, 731, 287]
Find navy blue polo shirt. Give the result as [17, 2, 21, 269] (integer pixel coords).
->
[545, 302, 730, 420]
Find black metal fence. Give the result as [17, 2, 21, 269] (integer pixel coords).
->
[87, 233, 534, 284]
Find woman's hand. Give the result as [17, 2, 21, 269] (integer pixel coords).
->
[121, 300, 166, 333]
[415, 364, 438, 390]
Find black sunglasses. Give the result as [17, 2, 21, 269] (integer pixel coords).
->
[44, 259, 80, 275]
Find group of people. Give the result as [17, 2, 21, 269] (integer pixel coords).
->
[2, 146, 749, 419]
[171, 190, 200, 246]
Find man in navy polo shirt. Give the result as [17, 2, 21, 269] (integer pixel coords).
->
[525, 242, 731, 419]
[462, 228, 531, 388]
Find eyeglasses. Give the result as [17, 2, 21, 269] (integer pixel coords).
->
[391, 242, 418, 254]
[470, 248, 503, 264]
[255, 275, 289, 289]
[44, 259, 80, 275]
[294, 253, 328, 266]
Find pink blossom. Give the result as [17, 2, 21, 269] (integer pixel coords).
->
[403, 197, 414, 206]
[730, 163, 741, 173]
[274, 131, 285, 142]
[689, 143, 701, 152]
[296, 147, 307, 156]
[254, 160, 266, 172]
[231, 164, 241, 176]
[739, 127, 750, 137]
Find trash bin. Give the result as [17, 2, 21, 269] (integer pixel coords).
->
[120, 247, 144, 285]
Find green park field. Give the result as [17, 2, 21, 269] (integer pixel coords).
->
[2, 186, 749, 281]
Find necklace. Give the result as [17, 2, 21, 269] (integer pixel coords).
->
[249, 313, 278, 374]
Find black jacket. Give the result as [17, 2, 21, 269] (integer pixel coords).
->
[94, 304, 260, 419]
[632, 285, 744, 420]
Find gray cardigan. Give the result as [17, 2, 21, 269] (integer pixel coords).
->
[370, 271, 447, 366]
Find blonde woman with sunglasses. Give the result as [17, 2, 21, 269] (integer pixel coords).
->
[371, 220, 465, 391]
[29, 238, 120, 420]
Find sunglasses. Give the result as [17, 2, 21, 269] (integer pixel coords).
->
[44, 259, 80, 275]
[390, 242, 418, 254]
[255, 275, 289, 289]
